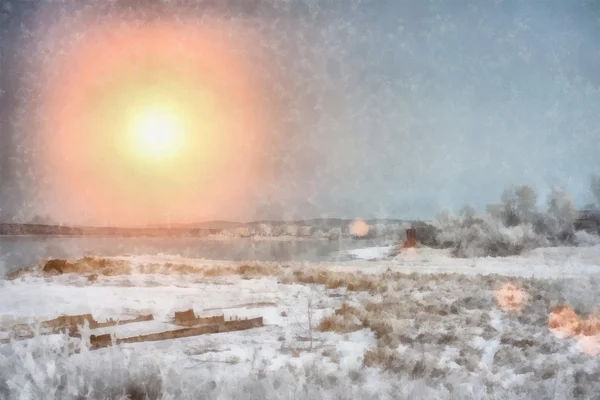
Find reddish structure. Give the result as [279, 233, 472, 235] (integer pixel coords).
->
[403, 228, 417, 248]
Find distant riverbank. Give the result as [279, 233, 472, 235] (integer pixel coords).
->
[0, 223, 218, 237]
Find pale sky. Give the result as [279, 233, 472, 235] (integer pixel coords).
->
[1, 0, 599, 225]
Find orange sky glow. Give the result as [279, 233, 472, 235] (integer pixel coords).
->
[35, 15, 268, 226]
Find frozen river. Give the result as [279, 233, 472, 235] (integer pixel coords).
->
[0, 236, 389, 276]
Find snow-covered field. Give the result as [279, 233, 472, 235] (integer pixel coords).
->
[1, 246, 600, 399]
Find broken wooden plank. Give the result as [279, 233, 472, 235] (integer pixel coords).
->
[41, 314, 95, 330]
[172, 308, 226, 326]
[203, 302, 277, 311]
[90, 317, 264, 349]
[2, 313, 154, 342]
[8, 314, 95, 339]
[91, 314, 154, 329]
[174, 309, 196, 324]
[173, 315, 225, 327]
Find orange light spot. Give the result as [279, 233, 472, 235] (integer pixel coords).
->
[548, 306, 581, 338]
[577, 314, 600, 356]
[577, 335, 600, 356]
[349, 218, 370, 238]
[580, 315, 600, 336]
[495, 282, 527, 313]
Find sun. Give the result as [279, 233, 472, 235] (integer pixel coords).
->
[128, 107, 186, 161]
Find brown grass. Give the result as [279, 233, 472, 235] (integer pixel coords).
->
[18, 259, 389, 292]
[201, 266, 237, 276]
[137, 263, 201, 275]
[22, 258, 282, 279]
[363, 346, 394, 368]
[284, 270, 386, 293]
[236, 264, 278, 277]
[325, 279, 346, 289]
[41, 257, 132, 276]
[318, 303, 365, 333]
[334, 303, 360, 316]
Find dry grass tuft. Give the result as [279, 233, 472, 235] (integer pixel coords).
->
[346, 278, 380, 293]
[41, 257, 132, 276]
[285, 269, 385, 293]
[137, 263, 201, 275]
[318, 303, 364, 333]
[325, 279, 346, 289]
[363, 346, 394, 368]
[236, 264, 278, 277]
[334, 303, 360, 316]
[368, 321, 394, 340]
[199, 264, 279, 278]
[40, 258, 209, 277]
[202, 266, 236, 276]
[25, 258, 281, 279]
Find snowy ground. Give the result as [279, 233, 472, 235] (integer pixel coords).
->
[1, 246, 600, 399]
[345, 245, 600, 279]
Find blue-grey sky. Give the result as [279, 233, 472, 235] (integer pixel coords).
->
[1, 0, 599, 224]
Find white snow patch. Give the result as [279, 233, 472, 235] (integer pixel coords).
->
[345, 246, 392, 260]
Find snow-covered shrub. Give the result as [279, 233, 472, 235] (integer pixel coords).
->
[284, 225, 299, 237]
[453, 218, 548, 257]
[312, 228, 327, 239]
[326, 227, 342, 240]
[545, 188, 578, 242]
[216, 228, 234, 238]
[270, 224, 286, 237]
[435, 210, 548, 258]
[382, 223, 401, 239]
[515, 185, 538, 223]
[372, 224, 387, 238]
[574, 230, 600, 247]
[298, 226, 312, 237]
[433, 184, 596, 257]
[411, 221, 442, 248]
[434, 209, 461, 246]
[0, 334, 162, 400]
[257, 223, 273, 237]
[234, 226, 252, 238]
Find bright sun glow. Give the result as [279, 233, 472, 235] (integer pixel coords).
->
[128, 108, 185, 161]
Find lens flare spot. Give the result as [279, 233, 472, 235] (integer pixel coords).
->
[580, 315, 600, 336]
[349, 218, 370, 238]
[548, 306, 581, 338]
[128, 108, 185, 161]
[494, 282, 527, 314]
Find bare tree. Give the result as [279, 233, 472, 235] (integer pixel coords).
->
[460, 205, 477, 223]
[515, 185, 537, 222]
[547, 187, 578, 241]
[435, 208, 455, 227]
[486, 203, 504, 220]
[500, 187, 520, 227]
[548, 188, 577, 221]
